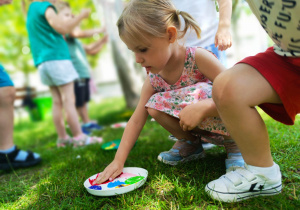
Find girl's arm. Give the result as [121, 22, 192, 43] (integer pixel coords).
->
[45, 7, 90, 35]
[195, 48, 226, 82]
[179, 99, 219, 131]
[93, 77, 155, 185]
[214, 0, 232, 51]
[178, 48, 225, 131]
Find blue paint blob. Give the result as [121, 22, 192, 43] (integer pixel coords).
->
[107, 180, 125, 188]
[89, 185, 102, 190]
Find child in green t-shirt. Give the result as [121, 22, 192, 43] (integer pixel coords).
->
[26, 0, 102, 147]
[56, 1, 108, 135]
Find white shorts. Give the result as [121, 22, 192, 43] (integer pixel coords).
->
[38, 60, 79, 86]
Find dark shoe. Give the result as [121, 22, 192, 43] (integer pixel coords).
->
[0, 147, 41, 170]
[82, 123, 103, 135]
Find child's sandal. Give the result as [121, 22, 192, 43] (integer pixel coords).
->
[223, 139, 245, 170]
[57, 136, 72, 148]
[157, 137, 205, 165]
[73, 134, 103, 147]
[0, 146, 41, 170]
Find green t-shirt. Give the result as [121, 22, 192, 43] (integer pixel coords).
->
[66, 37, 90, 78]
[26, 1, 70, 67]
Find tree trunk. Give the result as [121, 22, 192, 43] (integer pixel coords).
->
[92, 0, 145, 108]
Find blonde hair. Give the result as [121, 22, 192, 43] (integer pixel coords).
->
[117, 0, 201, 46]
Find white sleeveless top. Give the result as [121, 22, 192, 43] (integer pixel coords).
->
[172, 0, 219, 48]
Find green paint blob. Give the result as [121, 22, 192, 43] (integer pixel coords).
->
[125, 176, 144, 185]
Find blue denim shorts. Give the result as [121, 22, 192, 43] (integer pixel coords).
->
[38, 60, 79, 86]
[204, 43, 227, 66]
[0, 64, 14, 87]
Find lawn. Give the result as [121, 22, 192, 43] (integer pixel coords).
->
[0, 97, 299, 209]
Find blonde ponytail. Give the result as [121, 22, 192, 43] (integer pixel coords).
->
[176, 10, 201, 39]
[117, 0, 201, 46]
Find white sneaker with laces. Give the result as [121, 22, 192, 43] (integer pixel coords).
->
[205, 163, 282, 202]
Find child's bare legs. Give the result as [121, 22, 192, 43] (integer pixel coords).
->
[0, 86, 41, 170]
[51, 82, 102, 147]
[205, 63, 282, 202]
[50, 86, 69, 139]
[213, 64, 281, 167]
[148, 108, 197, 141]
[0, 86, 15, 150]
[50, 82, 83, 146]
[57, 82, 82, 138]
[148, 108, 205, 165]
[77, 103, 90, 124]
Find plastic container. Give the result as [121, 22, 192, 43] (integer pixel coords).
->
[32, 96, 53, 121]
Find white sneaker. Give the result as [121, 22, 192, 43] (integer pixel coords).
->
[205, 163, 282, 202]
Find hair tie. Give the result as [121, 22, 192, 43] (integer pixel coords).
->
[175, 9, 181, 16]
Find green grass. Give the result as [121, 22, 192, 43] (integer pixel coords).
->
[0, 97, 299, 209]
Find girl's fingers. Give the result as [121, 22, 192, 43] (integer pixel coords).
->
[110, 170, 122, 181]
[94, 171, 110, 185]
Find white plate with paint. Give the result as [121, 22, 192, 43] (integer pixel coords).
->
[84, 167, 148, 196]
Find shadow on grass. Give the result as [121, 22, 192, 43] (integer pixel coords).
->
[1, 100, 299, 208]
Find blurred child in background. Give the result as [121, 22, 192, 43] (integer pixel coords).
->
[56, 1, 108, 135]
[26, 0, 102, 147]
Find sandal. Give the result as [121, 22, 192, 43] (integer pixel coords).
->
[157, 136, 205, 165]
[73, 134, 103, 147]
[0, 146, 41, 170]
[223, 139, 245, 170]
[57, 136, 73, 148]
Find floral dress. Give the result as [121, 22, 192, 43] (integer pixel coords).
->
[145, 47, 229, 137]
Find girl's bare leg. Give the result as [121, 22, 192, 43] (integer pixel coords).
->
[147, 108, 197, 141]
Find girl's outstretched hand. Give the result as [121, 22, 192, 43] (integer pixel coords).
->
[179, 103, 204, 131]
[214, 26, 232, 51]
[93, 160, 124, 185]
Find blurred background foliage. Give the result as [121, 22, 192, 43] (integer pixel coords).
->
[0, 0, 104, 78]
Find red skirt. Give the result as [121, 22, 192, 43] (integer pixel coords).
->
[238, 47, 300, 125]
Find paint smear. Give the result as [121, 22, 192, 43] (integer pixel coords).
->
[89, 185, 102, 190]
[119, 173, 137, 178]
[107, 180, 125, 188]
[104, 143, 116, 150]
[125, 176, 144, 185]
[89, 172, 124, 186]
[115, 184, 130, 188]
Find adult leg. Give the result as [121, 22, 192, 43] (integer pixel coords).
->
[49, 86, 69, 139]
[212, 63, 281, 167]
